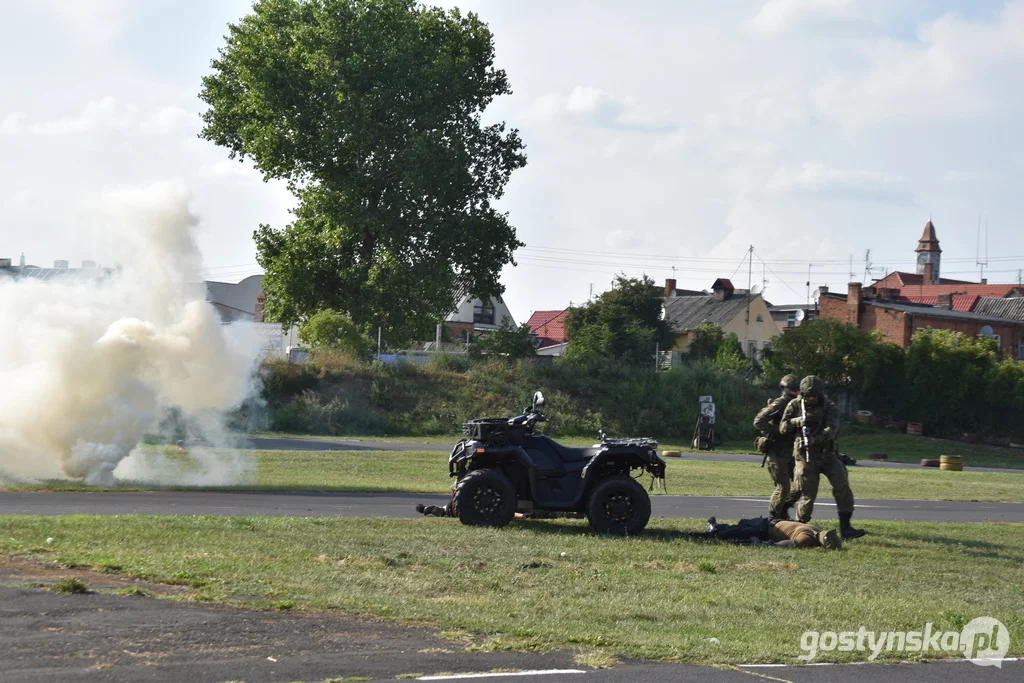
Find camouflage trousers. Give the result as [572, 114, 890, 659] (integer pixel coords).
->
[795, 448, 854, 521]
[766, 453, 799, 515]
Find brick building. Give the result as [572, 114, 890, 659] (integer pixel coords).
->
[820, 283, 1024, 359]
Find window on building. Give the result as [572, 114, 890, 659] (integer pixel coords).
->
[756, 314, 764, 323]
[1019, 340, 1024, 361]
[473, 300, 495, 325]
[992, 334, 1002, 350]
[748, 341, 757, 358]
[787, 314, 796, 327]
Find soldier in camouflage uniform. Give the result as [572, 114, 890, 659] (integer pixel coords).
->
[779, 375, 866, 540]
[753, 374, 801, 521]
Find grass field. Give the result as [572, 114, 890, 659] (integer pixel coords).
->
[1, 514, 1020, 665]
[5, 448, 1022, 502]
[254, 427, 1024, 470]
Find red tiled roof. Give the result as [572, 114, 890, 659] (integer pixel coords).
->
[898, 295, 979, 312]
[897, 284, 1024, 299]
[872, 271, 972, 287]
[526, 309, 569, 345]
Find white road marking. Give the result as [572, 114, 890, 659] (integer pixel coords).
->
[723, 498, 888, 509]
[741, 657, 1020, 667]
[418, 671, 587, 680]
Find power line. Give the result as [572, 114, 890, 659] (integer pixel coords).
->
[753, 250, 805, 302]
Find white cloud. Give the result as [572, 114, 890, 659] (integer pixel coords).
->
[527, 86, 679, 133]
[750, 0, 865, 36]
[197, 160, 264, 182]
[8, 98, 199, 137]
[0, 112, 26, 134]
[28, 97, 136, 135]
[602, 139, 623, 159]
[814, 1, 1024, 128]
[605, 229, 656, 250]
[767, 162, 910, 202]
[31, 0, 139, 47]
[140, 106, 202, 135]
[942, 170, 987, 184]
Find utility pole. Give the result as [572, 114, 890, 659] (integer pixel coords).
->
[976, 215, 989, 282]
[849, 254, 855, 283]
[746, 245, 754, 365]
[806, 263, 815, 309]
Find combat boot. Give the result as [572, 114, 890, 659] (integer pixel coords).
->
[839, 512, 866, 539]
[768, 506, 791, 522]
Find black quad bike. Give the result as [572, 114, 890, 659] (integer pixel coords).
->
[447, 392, 666, 535]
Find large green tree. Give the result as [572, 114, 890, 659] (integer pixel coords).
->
[563, 275, 675, 367]
[199, 0, 526, 343]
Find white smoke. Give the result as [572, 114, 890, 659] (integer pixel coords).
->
[0, 180, 262, 485]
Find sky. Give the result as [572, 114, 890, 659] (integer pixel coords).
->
[2, 0, 1024, 324]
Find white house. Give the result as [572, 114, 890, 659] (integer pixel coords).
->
[444, 294, 517, 341]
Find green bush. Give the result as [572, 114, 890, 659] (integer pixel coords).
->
[259, 355, 769, 442]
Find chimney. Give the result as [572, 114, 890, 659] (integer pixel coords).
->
[848, 282, 862, 325]
[255, 291, 267, 323]
[664, 278, 677, 298]
[711, 278, 734, 301]
[82, 260, 97, 269]
[981, 278, 988, 285]
[936, 293, 953, 309]
[0, 258, 11, 268]
[54, 259, 69, 269]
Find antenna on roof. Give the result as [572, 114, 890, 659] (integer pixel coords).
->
[976, 214, 989, 282]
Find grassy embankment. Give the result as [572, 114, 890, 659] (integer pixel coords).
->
[1, 515, 1021, 665]
[7, 448, 1022, 502]
[251, 352, 1024, 470]
[252, 428, 1024, 470]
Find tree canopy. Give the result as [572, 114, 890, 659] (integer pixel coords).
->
[563, 275, 675, 367]
[297, 308, 372, 357]
[199, 0, 526, 344]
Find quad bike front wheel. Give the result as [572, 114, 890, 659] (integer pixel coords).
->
[586, 477, 651, 536]
[453, 468, 517, 528]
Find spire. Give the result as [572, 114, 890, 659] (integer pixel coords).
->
[915, 220, 941, 253]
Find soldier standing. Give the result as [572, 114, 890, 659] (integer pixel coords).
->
[753, 374, 801, 521]
[779, 375, 866, 540]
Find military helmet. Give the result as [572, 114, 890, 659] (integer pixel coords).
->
[800, 375, 824, 397]
[818, 528, 842, 550]
[779, 374, 800, 391]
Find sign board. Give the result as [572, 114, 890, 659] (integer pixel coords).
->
[699, 396, 716, 425]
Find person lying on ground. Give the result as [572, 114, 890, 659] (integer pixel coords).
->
[678, 516, 843, 549]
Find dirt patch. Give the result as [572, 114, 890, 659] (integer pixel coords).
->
[0, 568, 586, 683]
[0, 555, 194, 596]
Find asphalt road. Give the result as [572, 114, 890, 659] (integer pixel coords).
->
[242, 437, 1024, 474]
[1, 584, 1019, 683]
[2, 490, 1021, 522]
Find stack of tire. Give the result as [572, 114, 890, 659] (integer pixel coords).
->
[939, 455, 963, 471]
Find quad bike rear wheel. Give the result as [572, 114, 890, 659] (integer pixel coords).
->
[453, 468, 517, 528]
[586, 477, 651, 536]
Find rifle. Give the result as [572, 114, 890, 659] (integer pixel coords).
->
[800, 398, 810, 463]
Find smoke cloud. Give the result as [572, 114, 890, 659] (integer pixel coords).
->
[0, 180, 262, 485]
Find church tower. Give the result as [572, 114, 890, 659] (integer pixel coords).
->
[915, 220, 941, 284]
